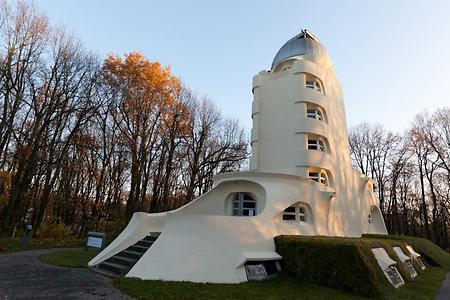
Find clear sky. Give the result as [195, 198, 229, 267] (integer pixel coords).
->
[35, 0, 450, 133]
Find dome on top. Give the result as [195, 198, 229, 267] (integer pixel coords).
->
[271, 29, 327, 70]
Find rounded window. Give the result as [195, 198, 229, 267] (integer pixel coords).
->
[282, 206, 307, 222]
[306, 108, 324, 121]
[305, 73, 324, 94]
[308, 171, 328, 186]
[232, 192, 256, 216]
[307, 134, 329, 153]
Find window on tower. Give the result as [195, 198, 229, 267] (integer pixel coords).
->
[308, 171, 328, 185]
[306, 103, 327, 123]
[307, 108, 323, 121]
[305, 73, 324, 94]
[307, 139, 326, 152]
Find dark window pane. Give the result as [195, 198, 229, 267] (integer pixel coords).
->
[284, 207, 295, 213]
[243, 202, 256, 208]
[263, 261, 279, 276]
[283, 214, 296, 221]
[242, 209, 256, 217]
[243, 194, 254, 200]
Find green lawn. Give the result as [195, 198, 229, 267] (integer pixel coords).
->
[38, 248, 99, 268]
[113, 267, 446, 300]
[113, 275, 369, 300]
[36, 247, 447, 299]
[0, 237, 83, 253]
[385, 267, 447, 300]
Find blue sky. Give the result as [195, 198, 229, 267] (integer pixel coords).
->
[35, 0, 450, 133]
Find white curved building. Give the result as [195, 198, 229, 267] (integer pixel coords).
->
[89, 29, 388, 283]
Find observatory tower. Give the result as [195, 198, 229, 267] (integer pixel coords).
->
[89, 30, 388, 283]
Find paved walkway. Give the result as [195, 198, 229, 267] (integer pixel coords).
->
[0, 248, 132, 300]
[436, 272, 450, 300]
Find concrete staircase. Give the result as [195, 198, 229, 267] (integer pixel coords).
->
[93, 234, 160, 277]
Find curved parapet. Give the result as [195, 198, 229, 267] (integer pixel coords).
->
[368, 205, 388, 234]
[88, 212, 168, 267]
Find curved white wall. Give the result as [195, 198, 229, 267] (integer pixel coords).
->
[89, 32, 388, 283]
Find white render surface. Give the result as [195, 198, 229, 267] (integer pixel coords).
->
[406, 245, 422, 259]
[393, 247, 411, 263]
[372, 248, 397, 271]
[89, 30, 388, 283]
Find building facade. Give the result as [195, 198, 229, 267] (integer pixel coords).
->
[89, 30, 388, 283]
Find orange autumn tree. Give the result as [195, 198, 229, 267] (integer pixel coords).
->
[102, 52, 188, 219]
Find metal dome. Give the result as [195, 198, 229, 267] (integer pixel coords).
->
[271, 29, 326, 70]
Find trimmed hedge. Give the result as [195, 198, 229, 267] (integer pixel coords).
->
[275, 236, 392, 298]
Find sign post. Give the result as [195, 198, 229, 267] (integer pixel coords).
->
[86, 231, 106, 250]
[21, 224, 32, 249]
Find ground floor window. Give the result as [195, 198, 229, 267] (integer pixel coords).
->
[282, 206, 306, 222]
[385, 265, 404, 288]
[232, 192, 256, 216]
[245, 261, 280, 281]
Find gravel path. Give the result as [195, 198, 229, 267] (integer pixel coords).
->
[436, 272, 450, 300]
[0, 248, 132, 300]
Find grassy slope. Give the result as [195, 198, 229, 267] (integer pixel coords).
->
[35, 235, 449, 300]
[0, 237, 83, 253]
[386, 267, 447, 300]
[38, 248, 99, 268]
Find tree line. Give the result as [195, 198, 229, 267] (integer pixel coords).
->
[349, 108, 450, 249]
[0, 1, 248, 237]
[2, 1, 449, 250]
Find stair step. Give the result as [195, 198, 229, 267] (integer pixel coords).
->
[136, 240, 154, 247]
[129, 244, 150, 253]
[93, 233, 161, 278]
[99, 261, 131, 276]
[107, 255, 138, 266]
[143, 235, 159, 242]
[121, 249, 144, 260]
[115, 254, 139, 263]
